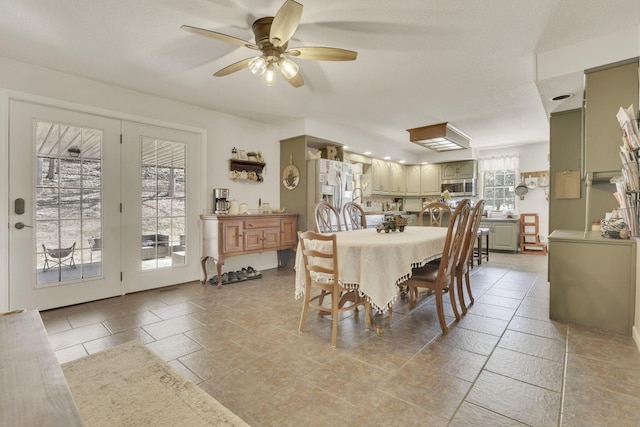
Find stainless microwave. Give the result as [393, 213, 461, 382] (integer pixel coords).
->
[441, 179, 476, 196]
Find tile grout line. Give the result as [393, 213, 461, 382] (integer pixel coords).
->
[447, 268, 550, 425]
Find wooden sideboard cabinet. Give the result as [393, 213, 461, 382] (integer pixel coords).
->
[200, 213, 298, 287]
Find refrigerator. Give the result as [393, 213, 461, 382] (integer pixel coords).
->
[307, 158, 354, 231]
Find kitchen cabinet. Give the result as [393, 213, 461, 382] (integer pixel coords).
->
[389, 162, 406, 195]
[200, 213, 298, 287]
[548, 230, 636, 335]
[371, 158, 389, 194]
[441, 160, 477, 180]
[479, 219, 519, 252]
[584, 59, 639, 173]
[549, 109, 585, 231]
[405, 165, 421, 196]
[420, 164, 441, 194]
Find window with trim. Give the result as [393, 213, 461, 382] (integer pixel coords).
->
[483, 170, 516, 210]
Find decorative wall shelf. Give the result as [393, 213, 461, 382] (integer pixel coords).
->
[229, 159, 266, 182]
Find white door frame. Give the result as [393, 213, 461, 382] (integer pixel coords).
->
[0, 90, 207, 311]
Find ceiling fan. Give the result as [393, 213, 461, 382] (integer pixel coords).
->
[181, 0, 357, 88]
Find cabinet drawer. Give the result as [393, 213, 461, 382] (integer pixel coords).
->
[243, 218, 280, 229]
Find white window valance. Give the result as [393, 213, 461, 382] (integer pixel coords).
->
[478, 155, 520, 172]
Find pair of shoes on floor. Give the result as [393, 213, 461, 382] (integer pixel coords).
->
[243, 266, 262, 279]
[209, 273, 230, 285]
[209, 267, 261, 286]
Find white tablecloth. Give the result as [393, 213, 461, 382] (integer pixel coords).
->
[295, 226, 448, 312]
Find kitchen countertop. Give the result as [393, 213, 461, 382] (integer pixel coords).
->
[549, 229, 637, 245]
[364, 211, 407, 216]
[480, 217, 520, 222]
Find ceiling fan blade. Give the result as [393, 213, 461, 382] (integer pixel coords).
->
[213, 57, 254, 77]
[181, 25, 259, 50]
[284, 70, 304, 88]
[270, 0, 303, 47]
[286, 46, 357, 61]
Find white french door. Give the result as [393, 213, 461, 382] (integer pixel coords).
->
[8, 102, 202, 310]
[8, 101, 122, 310]
[120, 121, 201, 293]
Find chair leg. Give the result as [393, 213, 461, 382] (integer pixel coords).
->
[434, 286, 449, 335]
[464, 270, 474, 307]
[457, 270, 467, 315]
[298, 285, 313, 333]
[331, 287, 339, 348]
[448, 277, 460, 321]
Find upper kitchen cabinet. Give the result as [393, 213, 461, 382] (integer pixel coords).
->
[440, 160, 477, 180]
[371, 158, 389, 194]
[389, 162, 406, 195]
[420, 164, 441, 195]
[405, 165, 421, 196]
[549, 109, 585, 232]
[584, 58, 639, 173]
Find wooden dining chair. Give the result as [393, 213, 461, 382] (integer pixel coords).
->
[297, 231, 371, 347]
[342, 201, 367, 230]
[402, 199, 470, 334]
[456, 199, 485, 314]
[314, 201, 341, 233]
[419, 202, 452, 227]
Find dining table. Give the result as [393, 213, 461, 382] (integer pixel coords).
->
[294, 226, 448, 314]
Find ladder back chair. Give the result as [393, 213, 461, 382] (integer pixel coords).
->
[297, 231, 371, 347]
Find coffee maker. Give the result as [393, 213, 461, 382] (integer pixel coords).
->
[213, 188, 230, 214]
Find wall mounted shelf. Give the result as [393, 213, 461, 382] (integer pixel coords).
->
[229, 159, 266, 182]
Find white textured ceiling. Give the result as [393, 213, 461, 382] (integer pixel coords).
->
[1, 0, 639, 159]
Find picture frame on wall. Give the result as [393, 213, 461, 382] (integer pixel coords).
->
[237, 150, 247, 160]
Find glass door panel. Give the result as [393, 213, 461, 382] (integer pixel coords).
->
[34, 121, 104, 284]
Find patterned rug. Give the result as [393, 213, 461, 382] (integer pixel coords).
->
[62, 340, 249, 426]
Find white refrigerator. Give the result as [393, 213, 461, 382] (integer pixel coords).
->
[307, 158, 354, 231]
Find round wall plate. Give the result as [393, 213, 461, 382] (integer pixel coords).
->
[282, 164, 300, 190]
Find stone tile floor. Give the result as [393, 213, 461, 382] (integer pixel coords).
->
[43, 253, 640, 426]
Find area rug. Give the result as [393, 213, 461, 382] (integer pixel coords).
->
[62, 340, 249, 427]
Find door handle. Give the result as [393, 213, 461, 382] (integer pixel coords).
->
[15, 222, 33, 229]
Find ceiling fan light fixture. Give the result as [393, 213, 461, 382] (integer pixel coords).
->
[262, 63, 277, 86]
[248, 56, 267, 76]
[407, 122, 471, 152]
[278, 57, 299, 79]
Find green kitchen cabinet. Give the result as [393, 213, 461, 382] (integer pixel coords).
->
[441, 160, 477, 181]
[584, 59, 639, 174]
[479, 219, 519, 253]
[548, 230, 636, 336]
[420, 163, 440, 195]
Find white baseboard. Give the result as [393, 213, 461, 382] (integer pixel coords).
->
[633, 325, 640, 352]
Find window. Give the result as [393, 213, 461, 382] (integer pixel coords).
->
[483, 170, 516, 210]
[140, 138, 186, 269]
[35, 121, 103, 285]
